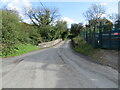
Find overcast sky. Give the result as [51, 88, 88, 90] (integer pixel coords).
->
[0, 0, 119, 28]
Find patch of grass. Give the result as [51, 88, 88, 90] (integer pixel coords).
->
[72, 36, 99, 57]
[64, 38, 68, 41]
[1, 44, 40, 58]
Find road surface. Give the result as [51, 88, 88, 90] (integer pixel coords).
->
[1, 40, 118, 88]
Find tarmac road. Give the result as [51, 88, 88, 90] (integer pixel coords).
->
[1, 40, 118, 88]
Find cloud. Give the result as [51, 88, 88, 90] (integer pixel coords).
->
[23, 18, 31, 24]
[1, 0, 32, 21]
[99, 3, 107, 6]
[95, 2, 107, 6]
[6, 0, 31, 10]
[60, 17, 79, 28]
[7, 3, 20, 11]
[60, 17, 75, 23]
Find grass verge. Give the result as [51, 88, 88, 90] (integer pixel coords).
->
[72, 36, 100, 57]
[1, 44, 40, 58]
[72, 36, 119, 71]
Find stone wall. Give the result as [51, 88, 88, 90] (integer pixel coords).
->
[38, 39, 62, 48]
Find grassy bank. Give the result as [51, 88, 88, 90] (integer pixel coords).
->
[1, 44, 40, 58]
[72, 36, 118, 71]
[72, 36, 99, 57]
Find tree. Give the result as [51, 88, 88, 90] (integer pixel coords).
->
[88, 18, 113, 31]
[71, 23, 83, 36]
[39, 25, 54, 42]
[2, 9, 21, 55]
[19, 22, 42, 45]
[108, 13, 119, 30]
[2, 9, 21, 44]
[24, 3, 60, 42]
[102, 18, 113, 31]
[0, 9, 2, 43]
[108, 13, 118, 24]
[25, 7, 59, 28]
[83, 4, 106, 21]
[55, 20, 68, 39]
[115, 19, 120, 30]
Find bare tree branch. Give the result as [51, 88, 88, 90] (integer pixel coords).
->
[25, 4, 59, 27]
[83, 4, 106, 21]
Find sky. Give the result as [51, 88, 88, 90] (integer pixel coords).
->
[0, 0, 119, 28]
